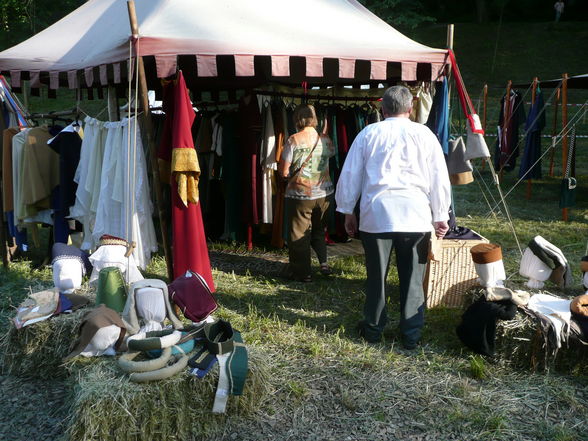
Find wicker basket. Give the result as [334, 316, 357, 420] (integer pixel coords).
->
[424, 233, 489, 309]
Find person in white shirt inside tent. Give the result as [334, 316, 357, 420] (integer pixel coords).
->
[335, 85, 451, 349]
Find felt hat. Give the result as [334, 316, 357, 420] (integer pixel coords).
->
[13, 288, 60, 329]
[64, 304, 126, 360]
[470, 243, 506, 288]
[122, 279, 183, 335]
[570, 294, 588, 318]
[95, 266, 128, 313]
[519, 247, 552, 289]
[581, 256, 588, 290]
[581, 256, 588, 273]
[449, 171, 474, 186]
[447, 137, 474, 186]
[51, 242, 92, 276]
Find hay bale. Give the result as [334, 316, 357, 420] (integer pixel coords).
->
[0, 307, 87, 378]
[495, 310, 588, 373]
[65, 348, 272, 441]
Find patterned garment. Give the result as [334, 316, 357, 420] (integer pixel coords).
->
[282, 128, 335, 200]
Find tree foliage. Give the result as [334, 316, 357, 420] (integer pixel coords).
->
[0, 0, 81, 50]
[359, 0, 435, 29]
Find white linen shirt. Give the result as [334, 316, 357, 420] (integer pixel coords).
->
[335, 117, 451, 233]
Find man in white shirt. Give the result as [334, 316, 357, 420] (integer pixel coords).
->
[335, 85, 451, 348]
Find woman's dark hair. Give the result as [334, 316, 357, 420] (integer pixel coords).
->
[293, 104, 318, 131]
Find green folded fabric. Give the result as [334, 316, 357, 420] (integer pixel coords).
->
[96, 267, 128, 313]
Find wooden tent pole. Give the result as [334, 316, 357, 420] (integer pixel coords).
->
[127, 0, 174, 280]
[562, 73, 569, 221]
[526, 77, 538, 200]
[549, 87, 560, 177]
[499, 80, 512, 181]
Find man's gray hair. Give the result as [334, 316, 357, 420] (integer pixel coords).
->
[381, 86, 414, 115]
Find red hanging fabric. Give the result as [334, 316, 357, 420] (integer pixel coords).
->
[158, 71, 215, 291]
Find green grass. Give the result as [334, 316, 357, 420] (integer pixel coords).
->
[2, 20, 588, 441]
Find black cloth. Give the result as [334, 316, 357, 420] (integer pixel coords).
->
[456, 298, 517, 357]
[48, 130, 82, 216]
[519, 90, 545, 180]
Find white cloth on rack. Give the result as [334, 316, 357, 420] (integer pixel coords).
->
[211, 114, 223, 156]
[12, 129, 28, 224]
[92, 118, 157, 269]
[260, 102, 276, 223]
[70, 117, 107, 250]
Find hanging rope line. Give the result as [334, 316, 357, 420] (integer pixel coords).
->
[483, 98, 588, 218]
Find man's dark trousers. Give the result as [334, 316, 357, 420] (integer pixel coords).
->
[360, 231, 430, 344]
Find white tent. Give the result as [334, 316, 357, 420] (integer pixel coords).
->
[0, 0, 448, 90]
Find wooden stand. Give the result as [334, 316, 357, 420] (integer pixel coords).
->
[526, 77, 539, 200]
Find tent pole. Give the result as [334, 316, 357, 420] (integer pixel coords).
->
[549, 87, 560, 177]
[526, 77, 538, 200]
[107, 86, 118, 122]
[561, 73, 569, 221]
[127, 0, 174, 280]
[499, 80, 512, 181]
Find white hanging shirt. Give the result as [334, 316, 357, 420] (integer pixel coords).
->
[335, 117, 451, 233]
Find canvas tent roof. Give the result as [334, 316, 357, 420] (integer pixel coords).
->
[0, 0, 448, 91]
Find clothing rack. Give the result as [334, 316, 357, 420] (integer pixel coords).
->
[253, 90, 382, 102]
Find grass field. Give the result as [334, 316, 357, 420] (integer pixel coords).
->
[1, 20, 588, 441]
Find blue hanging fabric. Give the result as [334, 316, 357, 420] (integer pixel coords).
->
[426, 78, 449, 155]
[519, 88, 545, 180]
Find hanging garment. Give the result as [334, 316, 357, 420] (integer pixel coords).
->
[219, 112, 241, 242]
[2, 127, 18, 212]
[70, 117, 107, 250]
[158, 71, 215, 291]
[495, 90, 526, 172]
[519, 89, 545, 180]
[92, 118, 157, 269]
[48, 123, 83, 217]
[238, 95, 263, 226]
[260, 101, 277, 223]
[270, 100, 288, 248]
[426, 78, 449, 155]
[21, 126, 59, 218]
